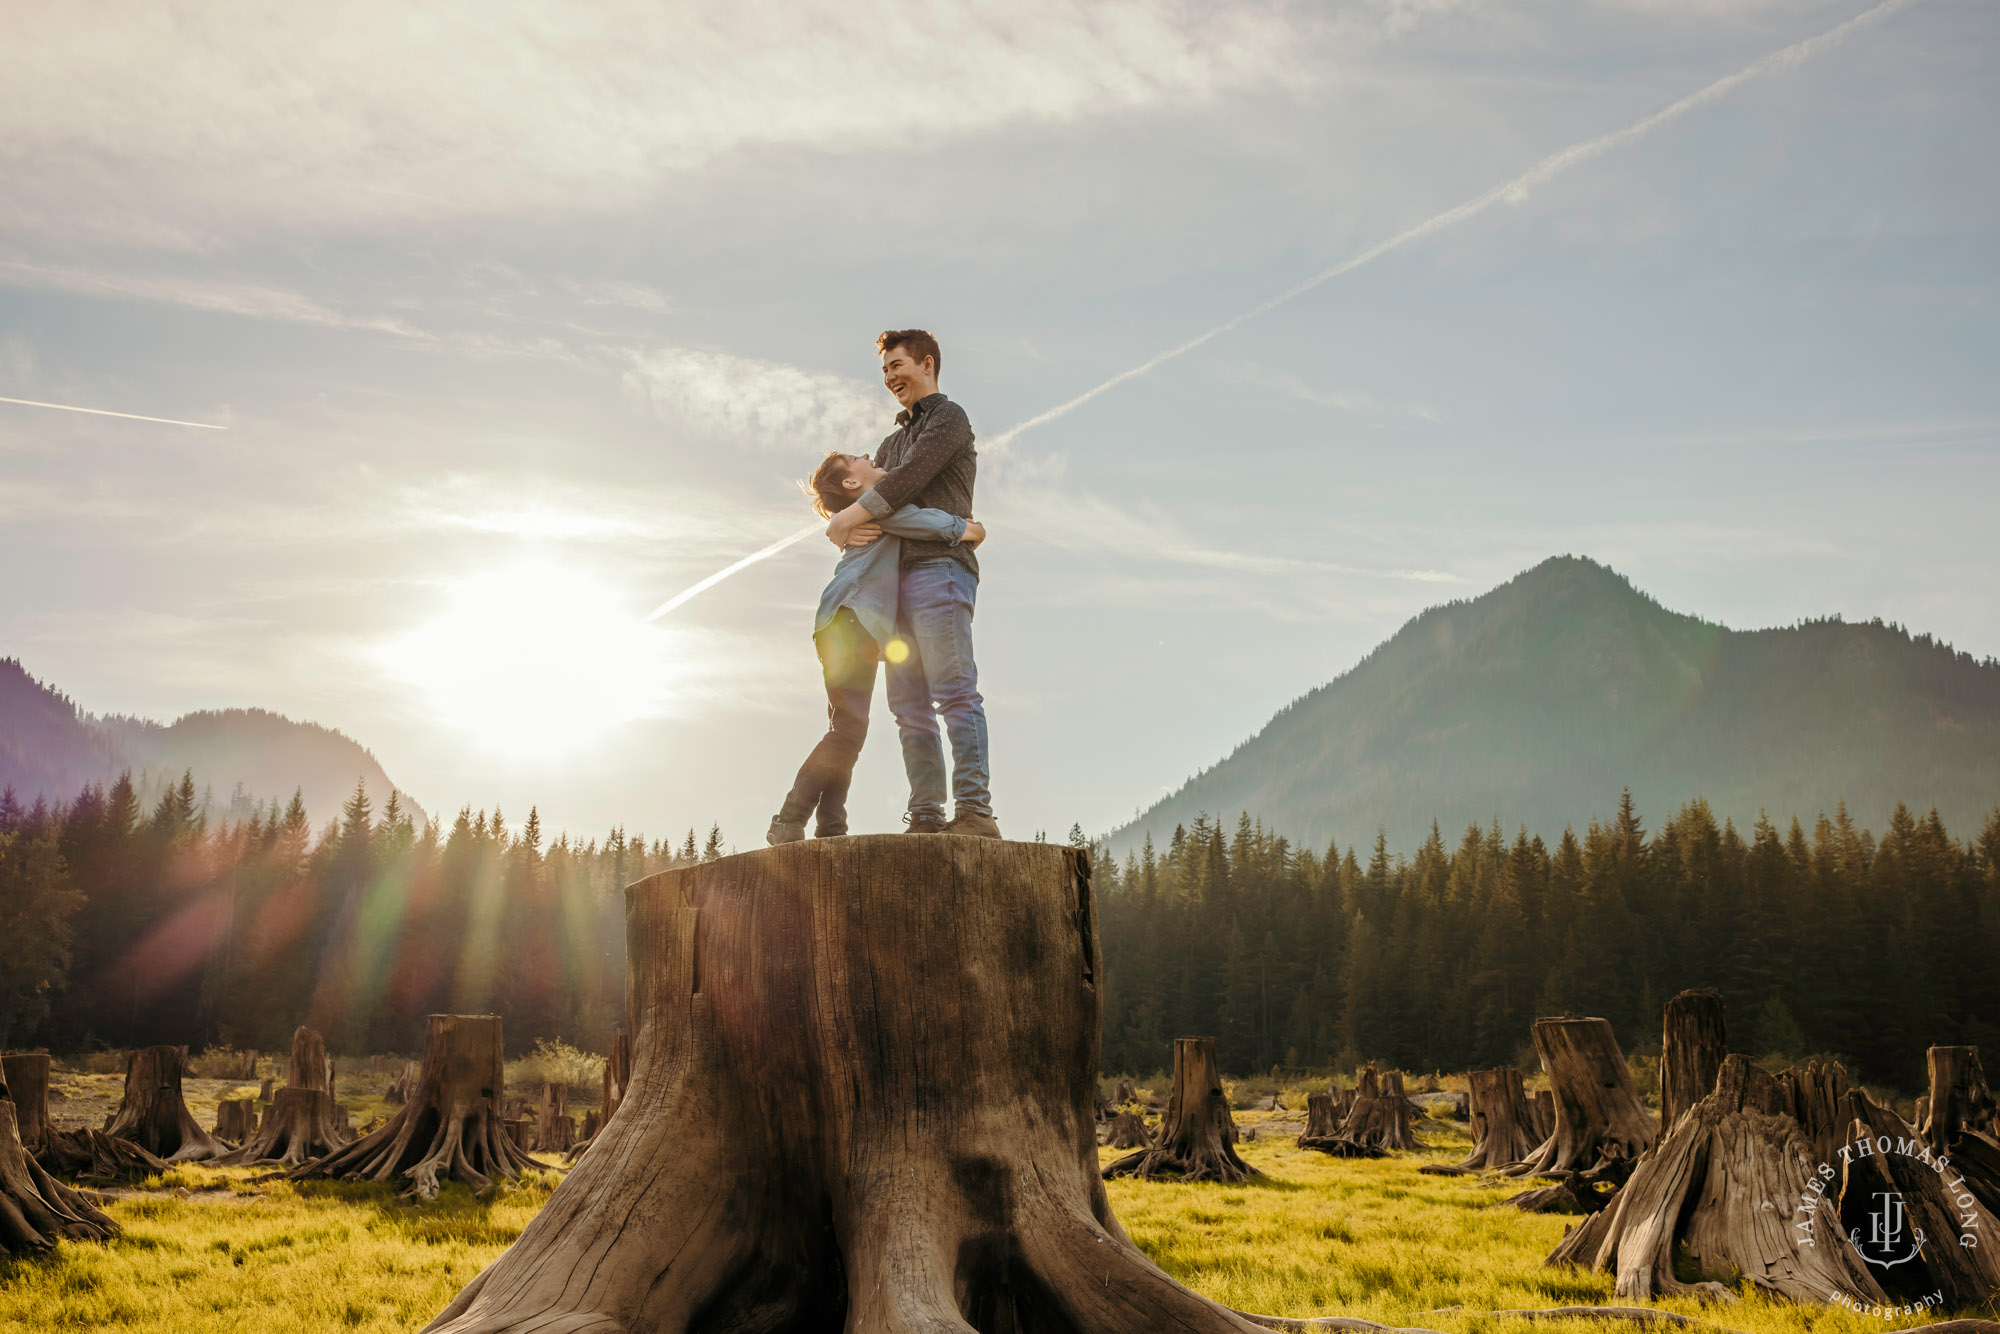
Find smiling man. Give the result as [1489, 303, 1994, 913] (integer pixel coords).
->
[824, 329, 997, 838]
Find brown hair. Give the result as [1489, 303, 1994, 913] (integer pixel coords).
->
[876, 328, 941, 376]
[806, 451, 856, 518]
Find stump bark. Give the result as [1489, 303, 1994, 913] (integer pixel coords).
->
[217, 1024, 352, 1167]
[1, 1058, 118, 1253]
[425, 837, 1285, 1334]
[603, 1029, 631, 1122]
[1531, 1090, 1555, 1141]
[1511, 1019, 1656, 1178]
[1105, 1036, 1257, 1183]
[1297, 1091, 1386, 1159]
[1, 1054, 52, 1155]
[387, 1061, 417, 1105]
[1334, 1063, 1419, 1152]
[535, 1082, 575, 1153]
[102, 1045, 231, 1162]
[286, 1014, 542, 1198]
[1458, 1068, 1541, 1170]
[1659, 989, 1726, 1132]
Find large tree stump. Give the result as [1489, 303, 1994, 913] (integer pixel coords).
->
[217, 1025, 351, 1167]
[1334, 1063, 1419, 1152]
[1844, 1086, 2000, 1307]
[1458, 1068, 1541, 1170]
[1511, 1019, 1656, 1178]
[535, 1082, 575, 1153]
[1, 1060, 118, 1253]
[1, 1054, 52, 1155]
[1297, 1091, 1387, 1159]
[1105, 1036, 1257, 1183]
[287, 1015, 542, 1198]
[424, 837, 1287, 1334]
[1918, 1046, 2000, 1218]
[214, 1098, 256, 1143]
[102, 1045, 230, 1163]
[1659, 989, 1726, 1132]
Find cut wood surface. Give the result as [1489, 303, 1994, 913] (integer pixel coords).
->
[1459, 1068, 1540, 1170]
[1105, 1036, 1258, 1183]
[102, 1045, 230, 1163]
[425, 836, 1285, 1334]
[1511, 1018, 1656, 1177]
[1659, 989, 1726, 1131]
[287, 1014, 543, 1198]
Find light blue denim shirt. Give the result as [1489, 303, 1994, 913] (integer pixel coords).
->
[813, 506, 967, 645]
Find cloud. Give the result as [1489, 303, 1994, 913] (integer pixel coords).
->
[0, 0, 1298, 245]
[623, 346, 889, 456]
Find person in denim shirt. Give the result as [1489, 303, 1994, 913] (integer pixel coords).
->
[767, 451, 985, 845]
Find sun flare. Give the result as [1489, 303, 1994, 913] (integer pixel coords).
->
[378, 565, 680, 755]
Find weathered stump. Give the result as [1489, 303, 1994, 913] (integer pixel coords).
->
[1335, 1063, 1419, 1152]
[1113, 1078, 1138, 1107]
[259, 1076, 275, 1102]
[1106, 1111, 1153, 1150]
[535, 1083, 575, 1153]
[103, 1045, 230, 1162]
[1, 1059, 118, 1253]
[1920, 1046, 2000, 1217]
[1531, 1089, 1555, 1140]
[217, 1025, 351, 1167]
[1659, 989, 1726, 1131]
[286, 1015, 542, 1198]
[603, 1030, 631, 1122]
[1298, 1091, 1386, 1159]
[1105, 1036, 1257, 1183]
[1844, 1085, 2000, 1307]
[1511, 1018, 1656, 1178]
[386, 1061, 418, 1106]
[214, 1098, 257, 1143]
[1459, 1068, 1541, 1170]
[1, 1054, 52, 1155]
[425, 837, 1286, 1334]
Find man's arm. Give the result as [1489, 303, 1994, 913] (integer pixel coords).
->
[876, 506, 966, 544]
[826, 402, 972, 542]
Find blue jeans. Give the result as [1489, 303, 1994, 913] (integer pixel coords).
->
[885, 558, 991, 819]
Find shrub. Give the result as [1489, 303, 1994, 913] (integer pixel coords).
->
[504, 1038, 604, 1100]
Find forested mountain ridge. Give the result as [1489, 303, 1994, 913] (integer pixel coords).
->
[1116, 556, 2000, 852]
[0, 657, 422, 826]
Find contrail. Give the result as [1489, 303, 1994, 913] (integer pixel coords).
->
[0, 395, 227, 429]
[644, 521, 822, 622]
[646, 0, 1917, 616]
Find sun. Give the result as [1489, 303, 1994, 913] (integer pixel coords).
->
[378, 565, 681, 755]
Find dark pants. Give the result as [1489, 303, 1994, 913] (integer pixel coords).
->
[778, 607, 879, 835]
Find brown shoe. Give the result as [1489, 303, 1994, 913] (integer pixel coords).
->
[904, 812, 947, 834]
[943, 810, 1002, 839]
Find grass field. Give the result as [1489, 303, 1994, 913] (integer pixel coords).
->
[0, 1109, 1978, 1333]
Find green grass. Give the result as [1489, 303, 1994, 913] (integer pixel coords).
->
[0, 1115, 1982, 1332]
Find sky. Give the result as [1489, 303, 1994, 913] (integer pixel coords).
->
[2, 0, 1995, 850]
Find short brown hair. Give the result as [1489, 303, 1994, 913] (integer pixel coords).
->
[876, 328, 941, 376]
[806, 451, 856, 518]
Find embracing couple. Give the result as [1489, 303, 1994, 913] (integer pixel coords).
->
[766, 329, 1001, 845]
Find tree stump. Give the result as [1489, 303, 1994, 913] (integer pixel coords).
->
[217, 1025, 352, 1167]
[1105, 1036, 1257, 1183]
[1114, 1078, 1138, 1107]
[1510, 1019, 1656, 1178]
[1333, 1063, 1419, 1152]
[386, 1061, 417, 1105]
[603, 1029, 631, 1122]
[1458, 1068, 1541, 1170]
[1297, 1091, 1386, 1159]
[286, 1014, 542, 1198]
[1659, 989, 1726, 1131]
[1844, 1086, 2000, 1307]
[214, 1098, 257, 1143]
[1530, 1089, 1555, 1140]
[102, 1045, 231, 1163]
[1106, 1111, 1153, 1150]
[1, 1059, 118, 1253]
[424, 837, 1286, 1334]
[1, 1054, 52, 1155]
[1918, 1046, 2000, 1218]
[535, 1083, 575, 1153]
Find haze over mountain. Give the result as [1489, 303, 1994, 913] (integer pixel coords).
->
[1115, 557, 2000, 853]
[0, 657, 421, 827]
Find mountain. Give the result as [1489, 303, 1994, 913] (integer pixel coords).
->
[0, 657, 422, 827]
[1114, 556, 2000, 852]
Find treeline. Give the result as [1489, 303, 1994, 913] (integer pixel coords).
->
[1092, 794, 2000, 1090]
[0, 774, 717, 1055]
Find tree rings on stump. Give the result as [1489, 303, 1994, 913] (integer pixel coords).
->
[286, 1014, 544, 1198]
[103, 1045, 231, 1163]
[425, 837, 1280, 1334]
[1105, 1036, 1258, 1183]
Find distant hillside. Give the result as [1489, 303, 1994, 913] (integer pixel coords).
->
[0, 658, 422, 827]
[1115, 556, 2000, 852]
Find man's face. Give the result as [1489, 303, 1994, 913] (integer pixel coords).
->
[881, 345, 936, 409]
[843, 455, 887, 492]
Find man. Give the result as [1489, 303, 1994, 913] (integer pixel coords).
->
[824, 329, 999, 838]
